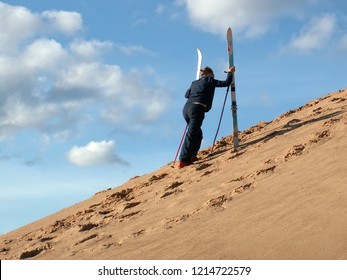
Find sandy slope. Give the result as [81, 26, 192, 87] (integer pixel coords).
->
[1, 89, 347, 260]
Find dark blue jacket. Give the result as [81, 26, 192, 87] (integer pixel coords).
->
[184, 72, 233, 112]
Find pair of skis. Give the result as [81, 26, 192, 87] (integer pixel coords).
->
[206, 27, 239, 150]
[197, 28, 239, 150]
[173, 27, 239, 166]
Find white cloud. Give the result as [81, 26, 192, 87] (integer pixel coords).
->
[53, 62, 122, 95]
[0, 2, 169, 140]
[100, 71, 170, 126]
[178, 0, 314, 38]
[132, 18, 148, 27]
[41, 10, 83, 35]
[22, 38, 67, 70]
[115, 43, 158, 56]
[69, 39, 113, 60]
[1, 99, 56, 129]
[286, 14, 336, 53]
[67, 140, 127, 166]
[0, 3, 82, 53]
[0, 2, 40, 52]
[141, 89, 170, 122]
[0, 96, 80, 140]
[156, 4, 165, 16]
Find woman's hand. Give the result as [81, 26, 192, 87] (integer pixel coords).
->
[228, 66, 236, 73]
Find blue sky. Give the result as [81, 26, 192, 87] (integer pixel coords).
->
[0, 0, 346, 234]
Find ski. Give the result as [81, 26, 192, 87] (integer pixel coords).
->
[196, 48, 202, 79]
[227, 27, 239, 149]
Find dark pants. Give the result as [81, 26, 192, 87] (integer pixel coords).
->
[179, 102, 205, 162]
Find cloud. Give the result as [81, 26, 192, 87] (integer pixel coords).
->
[41, 10, 83, 35]
[115, 43, 158, 56]
[0, 2, 82, 52]
[22, 38, 68, 70]
[67, 140, 127, 166]
[178, 0, 315, 38]
[0, 2, 40, 52]
[1, 99, 59, 131]
[156, 4, 165, 16]
[69, 39, 113, 60]
[100, 71, 170, 127]
[337, 34, 347, 51]
[285, 14, 337, 53]
[0, 2, 169, 140]
[132, 18, 148, 27]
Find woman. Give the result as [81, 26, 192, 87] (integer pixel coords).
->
[178, 66, 235, 169]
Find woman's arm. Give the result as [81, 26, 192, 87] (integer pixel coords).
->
[214, 66, 235, 87]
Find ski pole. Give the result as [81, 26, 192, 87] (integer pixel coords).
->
[210, 85, 229, 155]
[172, 125, 188, 167]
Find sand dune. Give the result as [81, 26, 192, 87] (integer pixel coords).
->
[1, 88, 347, 260]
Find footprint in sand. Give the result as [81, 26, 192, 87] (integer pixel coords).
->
[19, 243, 52, 259]
[225, 174, 253, 184]
[48, 220, 72, 233]
[207, 182, 254, 211]
[118, 210, 142, 221]
[162, 214, 191, 229]
[323, 117, 342, 127]
[313, 107, 323, 115]
[131, 229, 146, 237]
[141, 173, 169, 188]
[107, 188, 134, 202]
[331, 97, 346, 103]
[114, 229, 147, 247]
[201, 170, 214, 177]
[309, 130, 331, 144]
[39, 236, 54, 242]
[75, 234, 98, 245]
[228, 150, 246, 160]
[19, 248, 44, 259]
[195, 163, 212, 171]
[1, 247, 10, 253]
[123, 201, 141, 210]
[194, 163, 219, 177]
[148, 173, 169, 183]
[284, 144, 306, 161]
[98, 209, 113, 215]
[161, 182, 184, 199]
[234, 183, 253, 194]
[243, 121, 269, 135]
[89, 203, 102, 209]
[205, 194, 231, 209]
[165, 181, 183, 190]
[79, 223, 99, 232]
[255, 166, 276, 176]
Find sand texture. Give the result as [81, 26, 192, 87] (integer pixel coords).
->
[1, 89, 347, 260]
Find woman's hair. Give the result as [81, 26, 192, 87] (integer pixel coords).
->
[200, 66, 214, 78]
